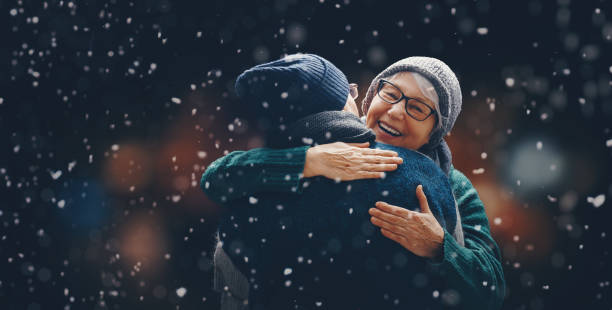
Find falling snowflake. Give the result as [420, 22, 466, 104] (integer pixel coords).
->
[67, 161, 77, 172]
[176, 287, 187, 298]
[476, 27, 489, 35]
[50, 170, 62, 180]
[301, 137, 313, 145]
[586, 194, 605, 208]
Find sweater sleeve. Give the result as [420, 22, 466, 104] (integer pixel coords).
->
[200, 146, 310, 205]
[428, 168, 506, 310]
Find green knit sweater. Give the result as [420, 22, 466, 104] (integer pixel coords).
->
[201, 146, 505, 309]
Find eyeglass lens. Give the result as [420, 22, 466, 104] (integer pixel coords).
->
[378, 81, 432, 121]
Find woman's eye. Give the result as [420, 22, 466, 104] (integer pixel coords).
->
[409, 104, 423, 113]
[384, 91, 398, 100]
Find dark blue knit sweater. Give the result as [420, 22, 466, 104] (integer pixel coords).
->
[218, 111, 457, 309]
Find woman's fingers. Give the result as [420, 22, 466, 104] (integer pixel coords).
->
[370, 216, 401, 232]
[343, 142, 398, 158]
[360, 148, 400, 157]
[380, 228, 407, 246]
[370, 216, 412, 238]
[346, 142, 370, 148]
[361, 155, 403, 164]
[369, 207, 409, 225]
[360, 163, 398, 172]
[349, 171, 385, 180]
[307, 141, 404, 181]
[371, 200, 445, 259]
[345, 144, 401, 159]
[339, 142, 404, 168]
[416, 185, 432, 214]
[375, 201, 415, 219]
[340, 164, 397, 180]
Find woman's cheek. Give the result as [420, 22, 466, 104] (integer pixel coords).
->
[364, 112, 378, 129]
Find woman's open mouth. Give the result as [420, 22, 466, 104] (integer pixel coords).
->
[377, 121, 402, 137]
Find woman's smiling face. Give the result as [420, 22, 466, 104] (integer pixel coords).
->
[365, 72, 437, 150]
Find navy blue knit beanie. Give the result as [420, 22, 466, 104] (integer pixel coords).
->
[234, 54, 349, 131]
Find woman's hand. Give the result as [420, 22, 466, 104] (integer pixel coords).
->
[303, 142, 403, 181]
[368, 185, 445, 260]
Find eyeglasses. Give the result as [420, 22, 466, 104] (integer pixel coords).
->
[349, 83, 358, 99]
[376, 79, 436, 121]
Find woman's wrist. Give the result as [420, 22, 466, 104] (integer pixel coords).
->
[427, 230, 446, 262]
[302, 146, 319, 178]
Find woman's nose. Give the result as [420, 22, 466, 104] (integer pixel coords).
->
[386, 101, 405, 120]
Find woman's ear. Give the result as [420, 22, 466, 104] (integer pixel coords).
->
[428, 115, 440, 139]
[343, 95, 360, 117]
[425, 120, 438, 144]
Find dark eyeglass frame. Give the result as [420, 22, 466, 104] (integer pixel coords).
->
[376, 79, 436, 121]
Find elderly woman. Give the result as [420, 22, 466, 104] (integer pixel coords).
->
[202, 56, 505, 309]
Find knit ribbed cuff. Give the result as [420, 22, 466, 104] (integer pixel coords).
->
[427, 228, 466, 270]
[259, 146, 310, 193]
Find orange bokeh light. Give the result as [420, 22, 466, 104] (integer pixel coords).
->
[103, 143, 153, 194]
[118, 212, 167, 274]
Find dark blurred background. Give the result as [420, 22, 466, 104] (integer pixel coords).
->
[1, 0, 611, 309]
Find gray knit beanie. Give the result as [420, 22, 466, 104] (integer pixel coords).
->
[235, 53, 349, 131]
[361, 57, 462, 176]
